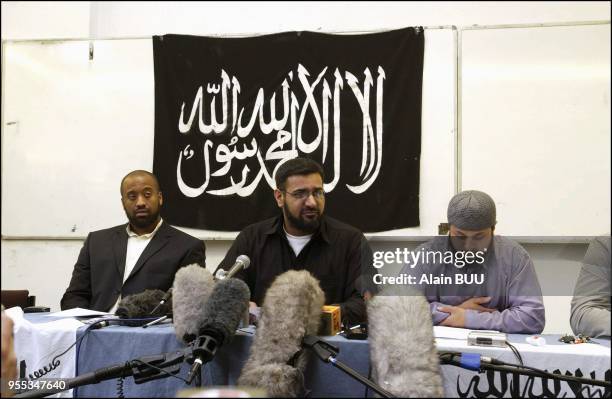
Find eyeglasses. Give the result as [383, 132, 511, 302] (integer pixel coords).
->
[282, 188, 325, 200]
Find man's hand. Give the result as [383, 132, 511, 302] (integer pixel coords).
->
[248, 301, 260, 325]
[456, 297, 496, 313]
[438, 305, 466, 328]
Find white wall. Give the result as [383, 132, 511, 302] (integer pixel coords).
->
[2, 1, 609, 40]
[2, 1, 610, 334]
[87, 1, 609, 37]
[1, 1, 91, 40]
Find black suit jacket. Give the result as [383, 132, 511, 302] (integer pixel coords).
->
[61, 221, 206, 312]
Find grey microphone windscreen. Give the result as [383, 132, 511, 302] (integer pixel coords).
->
[238, 270, 325, 398]
[115, 289, 169, 318]
[199, 277, 250, 345]
[172, 264, 214, 344]
[367, 285, 444, 397]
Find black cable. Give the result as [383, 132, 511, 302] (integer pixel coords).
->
[502, 340, 607, 387]
[73, 320, 109, 397]
[503, 340, 602, 385]
[365, 363, 372, 398]
[25, 358, 60, 380]
[492, 360, 611, 387]
[130, 359, 190, 384]
[116, 376, 125, 398]
[72, 317, 161, 396]
[26, 320, 103, 381]
[50, 322, 98, 362]
[505, 340, 523, 366]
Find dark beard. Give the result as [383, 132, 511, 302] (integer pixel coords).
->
[128, 213, 159, 230]
[284, 203, 320, 234]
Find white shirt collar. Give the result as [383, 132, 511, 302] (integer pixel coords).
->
[126, 218, 163, 239]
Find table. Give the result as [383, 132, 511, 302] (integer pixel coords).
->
[70, 322, 611, 398]
[73, 324, 373, 397]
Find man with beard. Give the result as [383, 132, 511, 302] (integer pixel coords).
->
[61, 170, 206, 312]
[216, 158, 373, 325]
[399, 190, 545, 334]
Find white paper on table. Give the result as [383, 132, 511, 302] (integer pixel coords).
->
[41, 307, 112, 318]
[433, 326, 471, 340]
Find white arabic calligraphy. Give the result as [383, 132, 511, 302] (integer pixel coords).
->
[176, 65, 385, 197]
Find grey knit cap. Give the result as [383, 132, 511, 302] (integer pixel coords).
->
[447, 190, 497, 230]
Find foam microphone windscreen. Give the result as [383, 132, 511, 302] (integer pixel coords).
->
[115, 289, 169, 318]
[172, 264, 214, 344]
[367, 285, 444, 397]
[198, 277, 250, 345]
[238, 270, 325, 398]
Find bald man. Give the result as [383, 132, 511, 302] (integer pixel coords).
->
[61, 170, 206, 312]
[400, 190, 545, 334]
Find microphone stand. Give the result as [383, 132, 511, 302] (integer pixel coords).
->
[149, 288, 172, 315]
[184, 334, 220, 386]
[302, 336, 395, 398]
[439, 353, 611, 388]
[142, 315, 169, 328]
[14, 350, 187, 398]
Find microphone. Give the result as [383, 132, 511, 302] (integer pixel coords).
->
[215, 254, 250, 280]
[186, 277, 250, 384]
[115, 289, 171, 319]
[89, 317, 161, 329]
[301, 335, 395, 398]
[14, 350, 187, 398]
[238, 270, 325, 397]
[150, 287, 172, 315]
[367, 285, 444, 397]
[172, 264, 215, 344]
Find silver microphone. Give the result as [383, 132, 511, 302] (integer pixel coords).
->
[215, 255, 251, 280]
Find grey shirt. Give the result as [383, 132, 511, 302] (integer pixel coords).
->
[399, 235, 545, 334]
[570, 236, 611, 338]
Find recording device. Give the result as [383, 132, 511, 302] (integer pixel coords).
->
[467, 330, 507, 347]
[319, 305, 341, 336]
[23, 306, 51, 313]
[367, 286, 444, 397]
[238, 270, 325, 397]
[342, 323, 368, 340]
[214, 255, 250, 280]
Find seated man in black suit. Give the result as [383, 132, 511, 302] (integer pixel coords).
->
[61, 170, 206, 312]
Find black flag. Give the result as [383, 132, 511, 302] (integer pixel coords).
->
[153, 27, 423, 232]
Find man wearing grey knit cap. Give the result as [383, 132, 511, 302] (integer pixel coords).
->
[399, 190, 545, 334]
